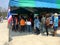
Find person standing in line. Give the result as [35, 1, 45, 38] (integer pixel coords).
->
[50, 15, 53, 27]
[18, 15, 21, 32]
[34, 16, 40, 35]
[49, 15, 53, 33]
[20, 18, 26, 32]
[26, 19, 32, 32]
[14, 17, 17, 32]
[45, 14, 50, 36]
[13, 16, 16, 31]
[53, 13, 58, 36]
[29, 17, 33, 26]
[15, 17, 18, 31]
[12, 17, 14, 31]
[41, 15, 45, 33]
[12, 16, 18, 32]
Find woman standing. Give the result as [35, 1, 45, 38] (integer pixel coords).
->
[45, 14, 50, 36]
[26, 19, 32, 32]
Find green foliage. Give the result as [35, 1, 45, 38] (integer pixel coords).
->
[0, 12, 7, 18]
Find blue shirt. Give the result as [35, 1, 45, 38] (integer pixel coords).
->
[34, 19, 40, 28]
[54, 17, 58, 27]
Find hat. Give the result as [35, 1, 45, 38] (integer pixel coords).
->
[54, 13, 58, 16]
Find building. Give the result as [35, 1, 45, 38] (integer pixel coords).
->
[9, 0, 60, 31]
[9, 0, 60, 19]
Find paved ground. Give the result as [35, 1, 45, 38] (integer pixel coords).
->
[0, 20, 9, 45]
[9, 26, 60, 45]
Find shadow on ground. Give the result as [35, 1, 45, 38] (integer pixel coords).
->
[4, 42, 9, 45]
[9, 29, 34, 42]
[9, 29, 34, 37]
[56, 34, 60, 37]
[9, 27, 60, 39]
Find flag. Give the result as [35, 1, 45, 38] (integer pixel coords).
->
[7, 9, 12, 24]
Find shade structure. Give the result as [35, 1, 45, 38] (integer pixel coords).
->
[9, 0, 60, 9]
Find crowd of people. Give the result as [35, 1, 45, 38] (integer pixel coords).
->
[9, 13, 59, 36]
[34, 13, 59, 36]
[11, 15, 34, 32]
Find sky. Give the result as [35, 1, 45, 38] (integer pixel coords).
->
[0, 0, 9, 9]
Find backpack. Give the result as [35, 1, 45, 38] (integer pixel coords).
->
[45, 17, 50, 26]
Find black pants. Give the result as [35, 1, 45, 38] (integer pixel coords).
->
[36, 27, 40, 34]
[16, 24, 18, 31]
[21, 26, 25, 32]
[45, 25, 49, 36]
[12, 24, 18, 31]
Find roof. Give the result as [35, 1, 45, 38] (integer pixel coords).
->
[9, 0, 60, 9]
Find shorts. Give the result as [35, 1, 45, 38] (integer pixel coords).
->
[50, 24, 53, 28]
[53, 26, 58, 31]
[50, 24, 53, 26]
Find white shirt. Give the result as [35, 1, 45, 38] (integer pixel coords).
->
[26, 21, 31, 25]
[41, 17, 45, 24]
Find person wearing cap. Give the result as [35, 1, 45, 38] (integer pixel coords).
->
[53, 13, 58, 36]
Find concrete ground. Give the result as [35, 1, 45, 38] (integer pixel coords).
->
[0, 20, 60, 45]
[0, 20, 9, 45]
[9, 26, 60, 45]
